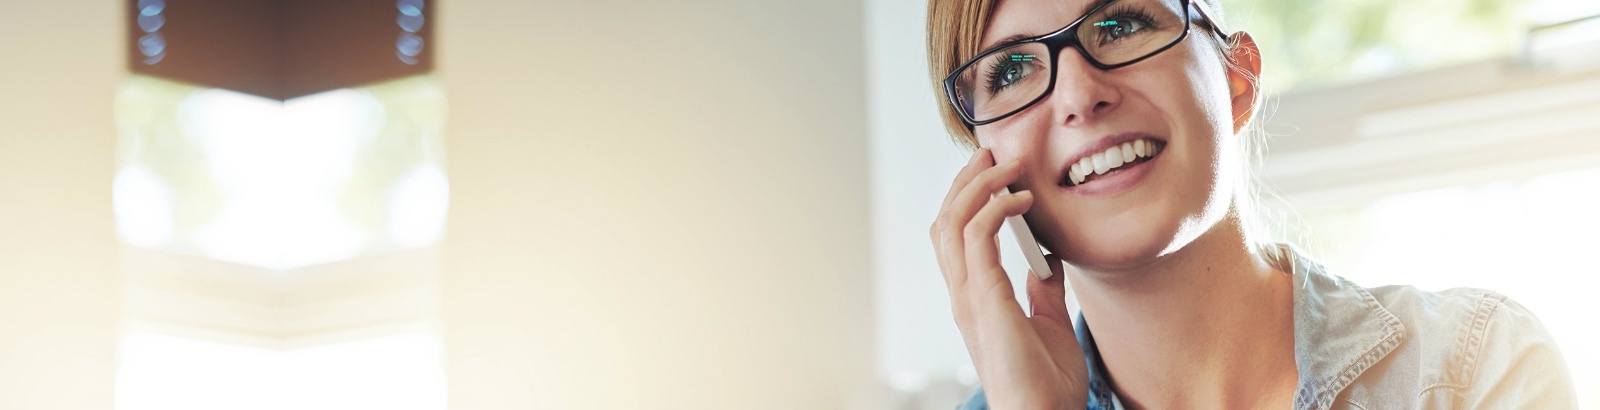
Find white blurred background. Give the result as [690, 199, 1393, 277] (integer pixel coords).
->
[1, 0, 1597, 409]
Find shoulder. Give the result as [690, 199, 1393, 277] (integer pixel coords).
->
[1352, 285, 1576, 408]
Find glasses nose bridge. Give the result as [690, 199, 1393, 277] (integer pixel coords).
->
[1037, 26, 1101, 82]
[1037, 27, 1081, 59]
[1045, 36, 1102, 93]
[1037, 35, 1117, 125]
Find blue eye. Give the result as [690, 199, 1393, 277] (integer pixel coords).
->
[985, 53, 1037, 93]
[1091, 8, 1157, 45]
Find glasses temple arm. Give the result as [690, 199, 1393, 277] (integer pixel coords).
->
[1188, 0, 1231, 41]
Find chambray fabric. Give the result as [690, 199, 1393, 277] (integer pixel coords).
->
[958, 244, 1576, 409]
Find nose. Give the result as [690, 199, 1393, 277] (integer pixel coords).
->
[1047, 49, 1121, 127]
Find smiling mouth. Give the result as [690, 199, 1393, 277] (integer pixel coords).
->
[1061, 138, 1165, 187]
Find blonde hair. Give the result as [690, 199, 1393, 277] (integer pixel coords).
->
[924, 0, 1289, 265]
[924, 0, 998, 151]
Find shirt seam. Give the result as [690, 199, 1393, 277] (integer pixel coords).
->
[1310, 279, 1406, 410]
[1446, 291, 1506, 389]
[1410, 291, 1510, 403]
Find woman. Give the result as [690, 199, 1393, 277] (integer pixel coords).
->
[924, 0, 1578, 408]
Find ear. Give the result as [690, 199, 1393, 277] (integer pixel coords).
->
[1225, 32, 1262, 135]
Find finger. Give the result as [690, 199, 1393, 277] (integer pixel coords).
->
[1026, 253, 1071, 326]
[1029, 255, 1087, 388]
[932, 149, 992, 284]
[932, 213, 971, 291]
[945, 158, 1023, 243]
[962, 189, 1033, 303]
[936, 159, 1021, 290]
[941, 148, 993, 208]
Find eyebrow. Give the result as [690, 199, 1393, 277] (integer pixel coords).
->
[975, 0, 1118, 53]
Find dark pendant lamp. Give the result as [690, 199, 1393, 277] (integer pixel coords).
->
[127, 0, 434, 100]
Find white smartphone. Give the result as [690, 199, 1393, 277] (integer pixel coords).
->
[998, 187, 1079, 327]
[997, 187, 1054, 280]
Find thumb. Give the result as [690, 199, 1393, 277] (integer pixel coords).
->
[1025, 253, 1071, 326]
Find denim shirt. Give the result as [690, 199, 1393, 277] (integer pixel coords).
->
[959, 244, 1577, 409]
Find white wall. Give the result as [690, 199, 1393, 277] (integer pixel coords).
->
[865, 0, 1045, 404]
[863, 0, 972, 392]
[436, 1, 878, 408]
[0, 0, 122, 408]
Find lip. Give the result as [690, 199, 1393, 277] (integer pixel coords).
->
[1058, 132, 1168, 196]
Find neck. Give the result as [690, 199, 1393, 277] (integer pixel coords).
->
[1068, 215, 1298, 409]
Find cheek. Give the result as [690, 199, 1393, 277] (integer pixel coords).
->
[1159, 77, 1231, 219]
[974, 116, 1052, 171]
[1178, 60, 1241, 191]
[1142, 47, 1234, 184]
[1178, 45, 1237, 143]
[1157, 46, 1245, 247]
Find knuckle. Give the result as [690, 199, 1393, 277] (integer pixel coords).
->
[962, 208, 995, 241]
[940, 223, 962, 246]
[931, 215, 950, 239]
[961, 175, 993, 198]
[962, 222, 984, 244]
[978, 163, 1014, 186]
[978, 277, 1015, 304]
[972, 168, 999, 189]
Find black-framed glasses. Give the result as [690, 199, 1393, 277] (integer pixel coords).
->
[942, 0, 1229, 126]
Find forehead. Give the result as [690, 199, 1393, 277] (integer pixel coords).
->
[979, 0, 1099, 52]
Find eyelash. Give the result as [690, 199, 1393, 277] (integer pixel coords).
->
[984, 54, 1031, 94]
[1094, 6, 1160, 44]
[976, 5, 1162, 93]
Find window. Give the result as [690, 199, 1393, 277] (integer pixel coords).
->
[111, 75, 451, 408]
[1294, 167, 1600, 407]
[112, 75, 449, 270]
[1220, 0, 1600, 91]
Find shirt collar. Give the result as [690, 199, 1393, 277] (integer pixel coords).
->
[1278, 243, 1407, 409]
[1074, 244, 1407, 410]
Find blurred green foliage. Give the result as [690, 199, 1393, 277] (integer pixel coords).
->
[1218, 0, 1533, 92]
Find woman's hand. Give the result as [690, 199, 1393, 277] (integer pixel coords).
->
[930, 148, 1088, 410]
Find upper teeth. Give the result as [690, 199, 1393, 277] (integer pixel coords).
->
[1067, 139, 1160, 186]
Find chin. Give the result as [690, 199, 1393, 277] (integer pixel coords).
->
[1061, 233, 1168, 271]
[1046, 214, 1178, 272]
